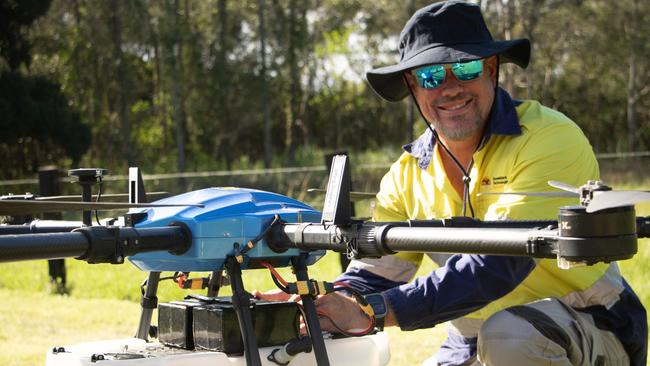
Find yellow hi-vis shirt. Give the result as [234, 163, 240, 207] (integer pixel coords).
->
[357, 99, 624, 337]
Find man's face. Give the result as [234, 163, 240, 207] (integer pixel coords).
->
[404, 57, 498, 142]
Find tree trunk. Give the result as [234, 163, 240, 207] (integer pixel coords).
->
[108, 0, 134, 167]
[286, 0, 301, 163]
[258, 0, 272, 168]
[216, 0, 234, 169]
[626, 0, 640, 152]
[168, 0, 186, 174]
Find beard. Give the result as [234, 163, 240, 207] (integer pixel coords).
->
[430, 113, 486, 142]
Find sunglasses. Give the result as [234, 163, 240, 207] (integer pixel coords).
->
[411, 59, 483, 89]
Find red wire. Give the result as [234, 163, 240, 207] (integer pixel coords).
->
[261, 263, 374, 336]
[260, 261, 289, 287]
[315, 308, 374, 336]
[176, 273, 187, 289]
[297, 300, 374, 337]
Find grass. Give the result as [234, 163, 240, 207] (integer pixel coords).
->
[0, 252, 447, 365]
[1, 181, 650, 365]
[3, 245, 648, 365]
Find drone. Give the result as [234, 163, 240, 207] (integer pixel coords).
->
[1, 156, 649, 366]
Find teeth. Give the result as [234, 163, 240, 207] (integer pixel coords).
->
[445, 100, 468, 110]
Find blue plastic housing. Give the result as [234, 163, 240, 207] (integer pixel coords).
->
[128, 188, 324, 272]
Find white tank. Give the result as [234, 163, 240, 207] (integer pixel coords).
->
[46, 333, 390, 366]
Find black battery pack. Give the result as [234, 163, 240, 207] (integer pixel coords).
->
[157, 296, 300, 354]
[157, 300, 204, 349]
[193, 298, 300, 354]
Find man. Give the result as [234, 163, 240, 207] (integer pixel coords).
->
[312, 1, 647, 365]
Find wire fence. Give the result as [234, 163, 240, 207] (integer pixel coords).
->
[1, 152, 649, 204]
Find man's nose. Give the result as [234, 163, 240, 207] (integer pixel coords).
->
[440, 73, 463, 97]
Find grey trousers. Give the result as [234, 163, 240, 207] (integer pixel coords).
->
[477, 298, 629, 366]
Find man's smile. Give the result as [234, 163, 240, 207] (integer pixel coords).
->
[437, 98, 473, 112]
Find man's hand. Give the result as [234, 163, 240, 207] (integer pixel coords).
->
[253, 288, 394, 334]
[314, 292, 372, 333]
[251, 288, 301, 302]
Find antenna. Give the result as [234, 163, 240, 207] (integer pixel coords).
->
[321, 155, 351, 225]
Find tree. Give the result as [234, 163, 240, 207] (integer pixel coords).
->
[0, 0, 51, 71]
[0, 72, 90, 178]
[0, 0, 90, 179]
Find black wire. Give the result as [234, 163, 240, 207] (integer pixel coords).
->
[94, 176, 103, 225]
[241, 214, 281, 256]
[318, 312, 372, 337]
[432, 130, 476, 217]
[140, 273, 178, 295]
[270, 273, 289, 293]
[403, 74, 478, 218]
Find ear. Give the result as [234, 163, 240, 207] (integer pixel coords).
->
[403, 72, 417, 90]
[485, 56, 499, 85]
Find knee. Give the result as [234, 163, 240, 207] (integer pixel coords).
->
[478, 309, 530, 352]
[477, 309, 569, 365]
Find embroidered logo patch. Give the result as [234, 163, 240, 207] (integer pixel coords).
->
[481, 177, 491, 186]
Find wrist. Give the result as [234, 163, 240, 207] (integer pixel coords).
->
[363, 293, 387, 330]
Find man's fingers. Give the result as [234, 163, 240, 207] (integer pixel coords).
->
[251, 288, 291, 302]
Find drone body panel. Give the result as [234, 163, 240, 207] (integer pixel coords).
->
[128, 188, 324, 272]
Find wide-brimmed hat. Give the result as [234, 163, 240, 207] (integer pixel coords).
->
[366, 0, 531, 102]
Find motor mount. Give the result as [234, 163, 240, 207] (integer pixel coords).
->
[556, 205, 637, 267]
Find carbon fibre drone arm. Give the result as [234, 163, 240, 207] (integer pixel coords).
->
[0, 224, 191, 264]
[266, 207, 641, 267]
[268, 155, 640, 268]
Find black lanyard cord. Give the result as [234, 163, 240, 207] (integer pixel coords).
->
[431, 129, 476, 217]
[403, 74, 477, 217]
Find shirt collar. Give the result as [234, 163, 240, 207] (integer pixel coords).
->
[402, 87, 522, 170]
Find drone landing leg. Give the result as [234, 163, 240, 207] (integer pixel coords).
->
[207, 270, 222, 297]
[135, 271, 160, 340]
[225, 256, 262, 366]
[292, 253, 330, 366]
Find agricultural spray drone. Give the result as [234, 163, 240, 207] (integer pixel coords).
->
[0, 156, 648, 366]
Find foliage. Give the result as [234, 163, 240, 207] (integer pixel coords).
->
[0, 0, 648, 180]
[0, 0, 51, 71]
[0, 72, 90, 178]
[0, 0, 90, 179]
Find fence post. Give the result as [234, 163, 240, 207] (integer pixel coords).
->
[38, 166, 67, 289]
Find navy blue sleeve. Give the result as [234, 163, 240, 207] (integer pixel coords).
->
[335, 267, 407, 295]
[384, 254, 536, 330]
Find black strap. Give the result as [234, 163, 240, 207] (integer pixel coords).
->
[506, 305, 573, 356]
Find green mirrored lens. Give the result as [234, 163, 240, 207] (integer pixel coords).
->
[452, 60, 483, 81]
[413, 60, 483, 89]
[414, 65, 446, 89]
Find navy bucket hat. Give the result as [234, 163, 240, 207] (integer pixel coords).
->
[366, 0, 531, 102]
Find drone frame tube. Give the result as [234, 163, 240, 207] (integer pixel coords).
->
[0, 231, 89, 262]
[268, 206, 642, 266]
[0, 225, 191, 264]
[270, 222, 558, 260]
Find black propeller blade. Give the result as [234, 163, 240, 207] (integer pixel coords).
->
[0, 200, 203, 216]
[307, 188, 376, 201]
[34, 192, 169, 202]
